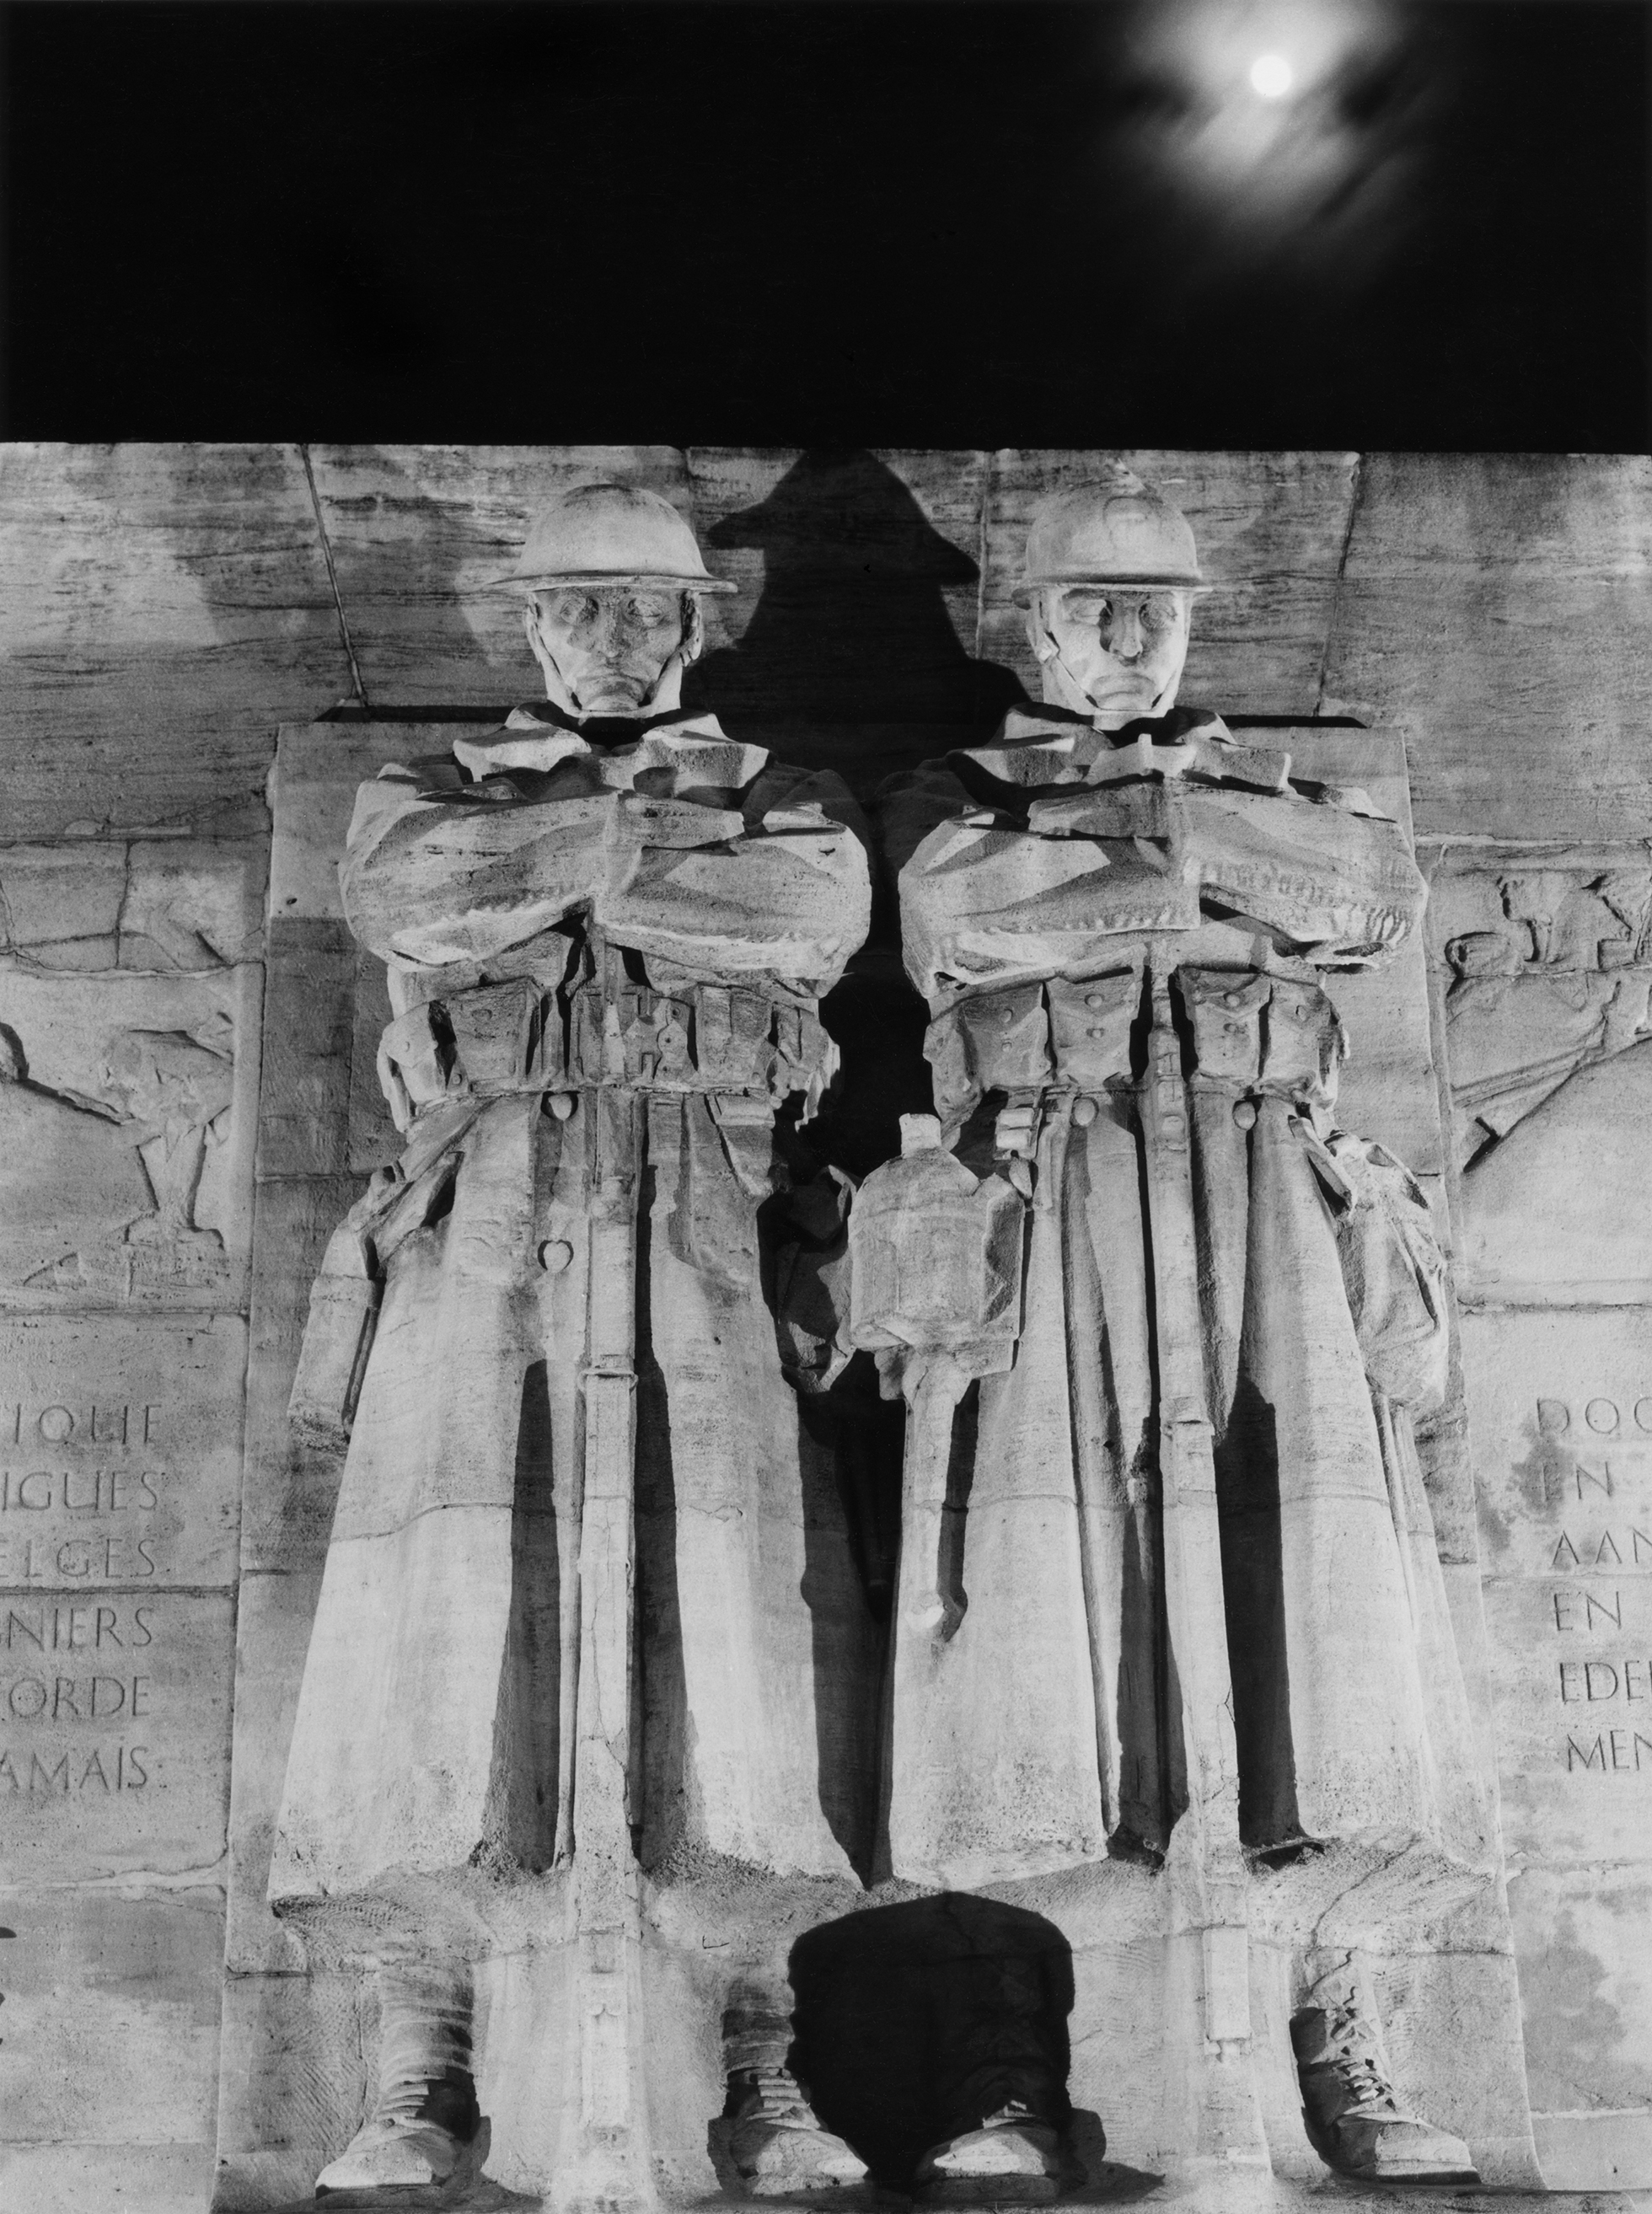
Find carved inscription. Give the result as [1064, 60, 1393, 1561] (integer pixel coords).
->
[1531, 1394, 1652, 1777]
[0, 1320, 245, 1588]
[0, 1326, 244, 1868]
[0, 1399, 166, 1584]
[0, 1599, 157, 1795]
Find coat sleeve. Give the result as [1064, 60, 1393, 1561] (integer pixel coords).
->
[340, 760, 622, 968]
[893, 775, 1197, 1001]
[597, 762, 872, 998]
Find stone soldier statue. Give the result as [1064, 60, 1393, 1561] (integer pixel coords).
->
[866, 467, 1488, 2187]
[271, 483, 877, 2198]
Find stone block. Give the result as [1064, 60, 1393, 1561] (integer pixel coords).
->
[0, 442, 347, 839]
[239, 1176, 360, 1579]
[0, 1589, 234, 1882]
[0, 1312, 246, 1588]
[255, 920, 356, 1181]
[346, 941, 398, 1172]
[1510, 1863, 1652, 2118]
[124, 839, 268, 973]
[0, 841, 263, 983]
[1065, 1927, 1167, 2177]
[269, 725, 467, 924]
[1532, 2108, 1652, 2194]
[212, 1965, 373, 2203]
[0, 955, 261, 1311]
[0, 839, 265, 976]
[1461, 1040, 1652, 1303]
[1322, 453, 1652, 845]
[223, 1569, 324, 1975]
[0, 1884, 223, 2148]
[0, 844, 127, 968]
[0, 2142, 217, 2213]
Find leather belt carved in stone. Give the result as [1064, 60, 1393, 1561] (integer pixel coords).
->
[926, 963, 1347, 1135]
[375, 971, 837, 1130]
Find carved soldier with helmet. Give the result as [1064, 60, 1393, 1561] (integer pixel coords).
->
[272, 480, 877, 2198]
[871, 464, 1489, 2188]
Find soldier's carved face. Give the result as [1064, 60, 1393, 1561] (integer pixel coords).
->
[527, 587, 689, 715]
[1032, 585, 1192, 725]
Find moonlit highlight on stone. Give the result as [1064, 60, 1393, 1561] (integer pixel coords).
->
[1250, 51, 1295, 96]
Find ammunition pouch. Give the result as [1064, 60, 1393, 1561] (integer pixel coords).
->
[377, 973, 837, 1133]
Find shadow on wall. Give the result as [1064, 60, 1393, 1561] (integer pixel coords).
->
[689, 447, 1024, 767]
[693, 450, 1033, 1181]
[786, 1893, 1085, 2191]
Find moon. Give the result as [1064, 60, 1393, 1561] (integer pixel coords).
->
[1249, 52, 1295, 97]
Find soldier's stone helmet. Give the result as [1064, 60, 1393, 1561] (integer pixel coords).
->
[1013, 465, 1206, 602]
[489, 481, 736, 595]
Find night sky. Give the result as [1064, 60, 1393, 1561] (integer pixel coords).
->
[1, 0, 1645, 448]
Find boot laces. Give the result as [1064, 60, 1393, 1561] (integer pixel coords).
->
[1323, 1997, 1399, 2115]
[736, 2064, 816, 2127]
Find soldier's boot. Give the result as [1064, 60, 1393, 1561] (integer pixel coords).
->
[315, 1959, 485, 2199]
[1290, 1959, 1478, 2187]
[718, 1989, 867, 2198]
[912, 1957, 1079, 2206]
[724, 2062, 871, 2197]
[914, 2099, 1067, 2204]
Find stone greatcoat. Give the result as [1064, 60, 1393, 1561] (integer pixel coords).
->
[875, 703, 1493, 1889]
[271, 707, 877, 1912]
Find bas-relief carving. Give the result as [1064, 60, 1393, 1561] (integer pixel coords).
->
[251, 471, 1538, 2211]
[1430, 857, 1652, 1169]
[0, 850, 260, 1304]
[1426, 854, 1652, 1311]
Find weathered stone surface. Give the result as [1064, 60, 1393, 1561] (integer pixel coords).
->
[8, 445, 1649, 850]
[1461, 1043, 1652, 1303]
[1322, 453, 1652, 844]
[0, 1314, 246, 1588]
[254, 921, 357, 1182]
[223, 1569, 323, 1975]
[0, 442, 347, 838]
[0, 839, 266, 977]
[212, 1965, 374, 2209]
[239, 1176, 361, 1580]
[0, 2142, 219, 2214]
[269, 725, 463, 923]
[0, 1886, 223, 2149]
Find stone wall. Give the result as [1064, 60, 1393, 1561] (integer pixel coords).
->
[1, 444, 1649, 2211]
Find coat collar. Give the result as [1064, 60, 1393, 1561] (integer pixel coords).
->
[452, 704, 769, 789]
